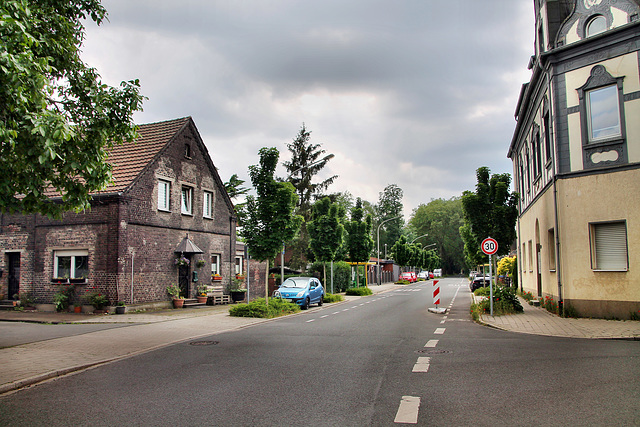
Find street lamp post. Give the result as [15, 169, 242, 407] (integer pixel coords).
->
[377, 216, 401, 286]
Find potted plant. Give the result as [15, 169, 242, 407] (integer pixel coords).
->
[18, 292, 36, 311]
[115, 301, 126, 314]
[196, 284, 209, 304]
[174, 256, 190, 267]
[167, 283, 184, 308]
[53, 285, 74, 312]
[196, 259, 206, 268]
[228, 278, 247, 303]
[212, 273, 222, 282]
[87, 291, 109, 313]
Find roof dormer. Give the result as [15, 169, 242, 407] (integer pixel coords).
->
[553, 0, 640, 48]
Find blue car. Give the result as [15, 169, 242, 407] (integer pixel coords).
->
[273, 277, 324, 309]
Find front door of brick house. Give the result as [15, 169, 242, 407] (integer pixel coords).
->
[178, 255, 191, 298]
[8, 253, 20, 300]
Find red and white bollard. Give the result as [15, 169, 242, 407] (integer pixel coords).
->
[432, 280, 440, 307]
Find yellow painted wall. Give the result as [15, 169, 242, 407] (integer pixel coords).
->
[518, 187, 558, 298]
[556, 169, 640, 303]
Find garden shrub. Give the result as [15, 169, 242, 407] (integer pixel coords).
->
[229, 298, 300, 318]
[345, 287, 373, 296]
[310, 261, 352, 293]
[475, 286, 523, 315]
[323, 293, 344, 303]
[474, 286, 491, 297]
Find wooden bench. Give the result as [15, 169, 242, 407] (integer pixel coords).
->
[206, 285, 231, 305]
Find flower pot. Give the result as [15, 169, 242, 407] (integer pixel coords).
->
[197, 296, 208, 304]
[173, 298, 185, 308]
[115, 306, 126, 314]
[74, 306, 82, 313]
[230, 291, 246, 303]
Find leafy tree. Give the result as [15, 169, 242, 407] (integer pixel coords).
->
[224, 174, 249, 200]
[375, 184, 404, 255]
[308, 197, 344, 285]
[409, 197, 465, 274]
[239, 147, 303, 267]
[282, 124, 337, 269]
[0, 0, 144, 217]
[345, 198, 373, 286]
[224, 173, 249, 221]
[390, 236, 411, 269]
[460, 167, 519, 268]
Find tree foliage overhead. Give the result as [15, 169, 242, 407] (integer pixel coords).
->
[375, 184, 404, 255]
[238, 147, 303, 262]
[0, 0, 144, 217]
[282, 124, 337, 269]
[283, 124, 337, 220]
[460, 167, 519, 267]
[308, 197, 344, 263]
[344, 198, 373, 263]
[409, 197, 465, 274]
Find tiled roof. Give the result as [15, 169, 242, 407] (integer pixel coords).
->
[105, 117, 190, 194]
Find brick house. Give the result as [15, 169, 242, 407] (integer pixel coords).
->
[0, 117, 265, 309]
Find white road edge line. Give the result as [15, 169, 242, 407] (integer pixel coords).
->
[395, 396, 421, 424]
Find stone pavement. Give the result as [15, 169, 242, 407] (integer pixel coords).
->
[0, 283, 399, 395]
[476, 295, 640, 340]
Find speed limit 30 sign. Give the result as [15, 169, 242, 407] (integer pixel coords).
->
[481, 237, 498, 255]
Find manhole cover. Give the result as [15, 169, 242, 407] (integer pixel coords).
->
[189, 340, 219, 346]
[416, 349, 451, 355]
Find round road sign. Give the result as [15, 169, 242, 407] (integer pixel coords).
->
[481, 237, 498, 255]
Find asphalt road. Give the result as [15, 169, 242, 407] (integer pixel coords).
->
[1, 278, 638, 426]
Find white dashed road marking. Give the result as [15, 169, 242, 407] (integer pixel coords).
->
[412, 357, 431, 373]
[395, 396, 421, 424]
[425, 339, 439, 348]
[434, 328, 446, 335]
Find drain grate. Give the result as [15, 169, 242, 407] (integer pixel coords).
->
[416, 349, 450, 355]
[189, 340, 219, 346]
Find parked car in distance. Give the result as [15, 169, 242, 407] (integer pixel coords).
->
[433, 269, 442, 277]
[417, 271, 429, 280]
[273, 277, 324, 309]
[399, 272, 417, 283]
[470, 275, 492, 292]
[469, 270, 478, 280]
[429, 271, 434, 279]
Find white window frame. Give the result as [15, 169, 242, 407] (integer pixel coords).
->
[158, 179, 171, 211]
[203, 191, 213, 218]
[548, 228, 556, 272]
[235, 256, 243, 275]
[590, 221, 628, 271]
[53, 250, 89, 279]
[181, 186, 193, 215]
[211, 254, 221, 275]
[586, 85, 621, 143]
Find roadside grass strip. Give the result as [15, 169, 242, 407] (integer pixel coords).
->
[395, 396, 420, 424]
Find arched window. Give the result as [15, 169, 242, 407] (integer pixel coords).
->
[586, 15, 606, 37]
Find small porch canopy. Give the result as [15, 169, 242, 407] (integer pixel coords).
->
[174, 236, 204, 254]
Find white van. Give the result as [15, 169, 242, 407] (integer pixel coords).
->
[433, 269, 442, 277]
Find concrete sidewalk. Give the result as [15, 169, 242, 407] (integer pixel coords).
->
[0, 283, 400, 395]
[476, 295, 640, 340]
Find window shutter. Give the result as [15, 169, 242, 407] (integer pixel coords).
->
[594, 222, 628, 270]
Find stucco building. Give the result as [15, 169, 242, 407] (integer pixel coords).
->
[1, 117, 264, 310]
[508, 0, 640, 318]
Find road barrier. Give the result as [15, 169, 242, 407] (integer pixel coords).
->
[433, 280, 440, 306]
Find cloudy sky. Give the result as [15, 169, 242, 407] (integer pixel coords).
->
[82, 0, 535, 219]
